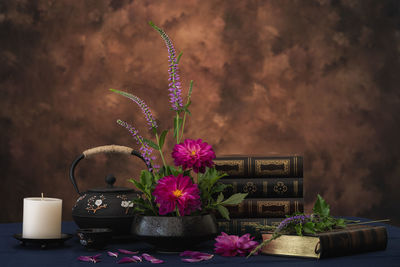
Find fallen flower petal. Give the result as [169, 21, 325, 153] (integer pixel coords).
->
[118, 249, 139, 255]
[181, 258, 204, 263]
[77, 256, 93, 262]
[179, 251, 213, 260]
[107, 251, 119, 258]
[117, 257, 137, 264]
[132, 256, 142, 262]
[78, 254, 102, 263]
[142, 253, 164, 264]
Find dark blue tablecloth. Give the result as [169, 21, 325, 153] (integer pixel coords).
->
[1, 218, 399, 267]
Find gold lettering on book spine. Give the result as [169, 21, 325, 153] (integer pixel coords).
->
[255, 159, 290, 176]
[214, 160, 244, 176]
[257, 200, 290, 216]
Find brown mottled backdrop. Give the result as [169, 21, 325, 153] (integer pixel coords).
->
[1, 0, 400, 226]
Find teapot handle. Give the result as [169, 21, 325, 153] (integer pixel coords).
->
[69, 145, 151, 195]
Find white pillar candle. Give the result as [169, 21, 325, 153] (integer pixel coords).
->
[22, 197, 62, 239]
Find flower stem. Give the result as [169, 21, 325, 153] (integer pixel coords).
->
[179, 80, 193, 143]
[175, 112, 180, 144]
[179, 112, 187, 144]
[176, 207, 181, 217]
[247, 232, 281, 258]
[155, 132, 167, 167]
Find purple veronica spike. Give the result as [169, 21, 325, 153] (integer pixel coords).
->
[277, 215, 311, 232]
[111, 89, 157, 129]
[150, 22, 183, 111]
[117, 120, 154, 171]
[142, 253, 164, 264]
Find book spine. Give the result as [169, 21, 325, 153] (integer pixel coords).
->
[217, 218, 284, 239]
[214, 156, 303, 178]
[221, 178, 303, 198]
[218, 198, 304, 218]
[318, 226, 388, 258]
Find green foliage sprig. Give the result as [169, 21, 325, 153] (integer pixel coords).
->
[247, 194, 355, 257]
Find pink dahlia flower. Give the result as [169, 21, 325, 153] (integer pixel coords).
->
[214, 232, 259, 257]
[172, 139, 216, 173]
[152, 174, 201, 215]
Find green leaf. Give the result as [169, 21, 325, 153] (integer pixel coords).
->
[221, 193, 247, 205]
[140, 170, 153, 188]
[187, 80, 193, 99]
[176, 52, 183, 64]
[143, 138, 159, 150]
[217, 193, 224, 203]
[303, 222, 316, 234]
[158, 130, 168, 149]
[128, 178, 145, 193]
[336, 218, 346, 228]
[217, 205, 230, 220]
[295, 224, 303, 236]
[314, 222, 326, 232]
[313, 194, 330, 217]
[211, 183, 229, 194]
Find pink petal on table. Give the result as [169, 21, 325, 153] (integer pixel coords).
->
[77, 256, 93, 262]
[182, 258, 205, 263]
[132, 256, 142, 262]
[117, 257, 137, 264]
[142, 253, 164, 264]
[118, 249, 139, 255]
[107, 251, 119, 258]
[180, 251, 213, 259]
[78, 254, 102, 263]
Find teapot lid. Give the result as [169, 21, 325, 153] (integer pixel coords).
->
[87, 174, 134, 193]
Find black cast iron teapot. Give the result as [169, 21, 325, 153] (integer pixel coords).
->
[70, 145, 150, 236]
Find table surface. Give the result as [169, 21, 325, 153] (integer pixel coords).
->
[1, 218, 399, 267]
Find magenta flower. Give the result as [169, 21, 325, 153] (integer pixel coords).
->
[172, 139, 216, 173]
[214, 232, 259, 257]
[152, 174, 201, 215]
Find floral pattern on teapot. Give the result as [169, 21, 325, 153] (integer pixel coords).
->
[117, 194, 134, 214]
[73, 193, 87, 209]
[86, 194, 108, 213]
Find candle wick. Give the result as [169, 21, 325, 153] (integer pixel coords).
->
[41, 193, 44, 200]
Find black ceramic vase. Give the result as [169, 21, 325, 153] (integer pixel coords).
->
[131, 214, 218, 252]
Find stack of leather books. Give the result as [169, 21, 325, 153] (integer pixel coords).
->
[214, 155, 304, 238]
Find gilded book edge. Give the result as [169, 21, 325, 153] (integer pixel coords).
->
[261, 233, 320, 258]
